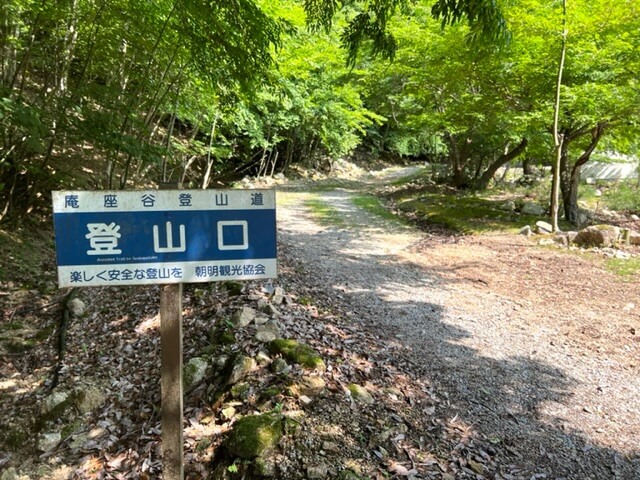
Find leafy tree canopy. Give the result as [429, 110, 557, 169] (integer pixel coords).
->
[303, 0, 509, 65]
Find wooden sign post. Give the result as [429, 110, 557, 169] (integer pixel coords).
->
[160, 282, 184, 479]
[159, 182, 184, 479]
[51, 188, 277, 479]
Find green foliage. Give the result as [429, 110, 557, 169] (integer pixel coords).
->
[304, 0, 509, 65]
[602, 182, 640, 213]
[0, 0, 282, 217]
[1, 0, 638, 222]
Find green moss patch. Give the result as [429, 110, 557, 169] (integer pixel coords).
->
[396, 195, 509, 233]
[268, 339, 325, 371]
[225, 413, 283, 459]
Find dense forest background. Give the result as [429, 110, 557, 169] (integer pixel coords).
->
[1, 0, 639, 223]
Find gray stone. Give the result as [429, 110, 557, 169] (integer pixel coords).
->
[184, 357, 208, 389]
[231, 307, 256, 327]
[289, 375, 326, 398]
[255, 330, 278, 343]
[74, 385, 106, 414]
[322, 441, 340, 452]
[519, 225, 532, 236]
[255, 351, 271, 365]
[270, 358, 289, 374]
[535, 221, 553, 234]
[38, 432, 61, 452]
[271, 287, 285, 305]
[255, 320, 281, 343]
[554, 234, 569, 246]
[67, 298, 86, 318]
[227, 355, 256, 385]
[629, 232, 640, 246]
[537, 238, 555, 246]
[261, 303, 281, 317]
[69, 433, 89, 451]
[577, 212, 591, 227]
[348, 384, 374, 404]
[42, 391, 71, 416]
[566, 231, 579, 243]
[307, 464, 329, 479]
[212, 354, 230, 372]
[521, 202, 547, 216]
[498, 200, 516, 212]
[573, 225, 621, 248]
[631, 214, 640, 221]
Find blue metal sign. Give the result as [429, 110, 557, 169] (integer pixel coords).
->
[52, 190, 277, 287]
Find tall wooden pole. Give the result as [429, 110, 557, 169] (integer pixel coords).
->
[160, 182, 183, 479]
[161, 283, 183, 479]
[550, 0, 567, 232]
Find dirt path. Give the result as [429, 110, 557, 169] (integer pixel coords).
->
[277, 168, 640, 479]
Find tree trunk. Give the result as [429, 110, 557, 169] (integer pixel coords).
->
[58, 0, 79, 96]
[559, 142, 577, 223]
[522, 157, 534, 175]
[475, 138, 528, 190]
[550, 0, 568, 232]
[446, 133, 467, 188]
[560, 123, 606, 224]
[201, 115, 219, 189]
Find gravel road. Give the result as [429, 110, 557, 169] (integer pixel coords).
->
[276, 167, 640, 480]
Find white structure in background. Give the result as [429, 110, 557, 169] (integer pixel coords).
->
[580, 153, 638, 181]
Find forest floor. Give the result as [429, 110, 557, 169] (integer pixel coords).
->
[0, 165, 639, 479]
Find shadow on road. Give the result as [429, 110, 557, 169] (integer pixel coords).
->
[278, 193, 640, 480]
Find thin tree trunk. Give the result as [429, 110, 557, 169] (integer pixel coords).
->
[201, 115, 219, 189]
[550, 0, 568, 232]
[1, 5, 20, 88]
[58, 0, 79, 96]
[270, 149, 279, 177]
[161, 112, 177, 183]
[9, 0, 46, 92]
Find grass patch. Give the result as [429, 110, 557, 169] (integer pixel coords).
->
[352, 195, 404, 223]
[394, 192, 548, 234]
[304, 197, 346, 227]
[602, 181, 640, 213]
[606, 257, 640, 279]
